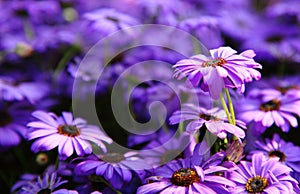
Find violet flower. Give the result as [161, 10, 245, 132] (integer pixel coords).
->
[137, 156, 235, 193]
[76, 151, 148, 189]
[26, 111, 113, 160]
[173, 46, 262, 99]
[249, 134, 300, 173]
[228, 153, 300, 194]
[169, 104, 246, 139]
[19, 172, 77, 194]
[237, 89, 300, 134]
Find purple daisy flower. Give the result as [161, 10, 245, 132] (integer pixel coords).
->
[0, 102, 30, 148]
[237, 89, 300, 134]
[19, 172, 78, 194]
[26, 111, 113, 160]
[173, 46, 262, 99]
[0, 76, 49, 103]
[228, 153, 300, 194]
[140, 132, 196, 167]
[75, 151, 148, 189]
[169, 104, 246, 139]
[137, 156, 235, 193]
[249, 134, 300, 173]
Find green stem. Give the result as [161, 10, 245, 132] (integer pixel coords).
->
[99, 177, 122, 194]
[225, 89, 236, 125]
[178, 122, 184, 134]
[22, 18, 35, 40]
[53, 45, 80, 81]
[55, 156, 60, 170]
[219, 93, 233, 124]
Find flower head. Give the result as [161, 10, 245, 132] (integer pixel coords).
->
[0, 102, 30, 148]
[169, 103, 246, 139]
[137, 156, 235, 194]
[237, 89, 300, 134]
[173, 46, 262, 99]
[26, 111, 113, 160]
[76, 151, 148, 189]
[249, 134, 300, 173]
[18, 172, 77, 194]
[228, 153, 300, 194]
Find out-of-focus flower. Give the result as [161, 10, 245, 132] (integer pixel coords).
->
[249, 134, 300, 173]
[173, 46, 262, 99]
[137, 156, 235, 193]
[228, 153, 300, 193]
[76, 151, 148, 189]
[26, 111, 112, 160]
[179, 16, 224, 49]
[0, 76, 49, 103]
[83, 8, 139, 36]
[237, 89, 300, 134]
[0, 102, 30, 148]
[242, 23, 300, 62]
[169, 104, 246, 139]
[18, 172, 77, 194]
[140, 132, 196, 167]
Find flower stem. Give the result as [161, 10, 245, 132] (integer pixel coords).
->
[225, 89, 236, 125]
[219, 93, 233, 124]
[53, 45, 80, 81]
[99, 176, 122, 194]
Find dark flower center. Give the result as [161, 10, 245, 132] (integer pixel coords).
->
[202, 58, 227, 67]
[101, 153, 125, 163]
[0, 111, 12, 126]
[171, 168, 200, 187]
[259, 99, 281, 112]
[57, 125, 80, 137]
[245, 176, 268, 193]
[199, 113, 220, 121]
[160, 150, 183, 164]
[106, 16, 119, 23]
[276, 85, 299, 94]
[37, 188, 51, 194]
[266, 35, 283, 43]
[268, 150, 286, 162]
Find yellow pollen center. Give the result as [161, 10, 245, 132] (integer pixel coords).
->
[171, 168, 200, 187]
[202, 58, 227, 67]
[57, 125, 80, 137]
[245, 175, 268, 193]
[259, 99, 281, 112]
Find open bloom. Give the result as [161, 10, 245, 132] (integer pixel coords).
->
[0, 102, 30, 148]
[27, 111, 113, 160]
[76, 151, 148, 189]
[237, 89, 300, 134]
[137, 155, 235, 193]
[18, 172, 77, 194]
[228, 153, 300, 194]
[173, 46, 261, 99]
[249, 134, 300, 173]
[169, 104, 246, 139]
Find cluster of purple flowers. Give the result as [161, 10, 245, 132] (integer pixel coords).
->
[1, 0, 300, 193]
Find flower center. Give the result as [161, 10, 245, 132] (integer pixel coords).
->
[0, 111, 12, 126]
[266, 35, 283, 43]
[199, 113, 220, 121]
[57, 125, 80, 137]
[276, 85, 299, 94]
[245, 176, 268, 193]
[202, 58, 227, 67]
[268, 150, 286, 162]
[171, 168, 200, 187]
[259, 99, 281, 112]
[160, 150, 183, 164]
[37, 188, 51, 194]
[101, 153, 125, 163]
